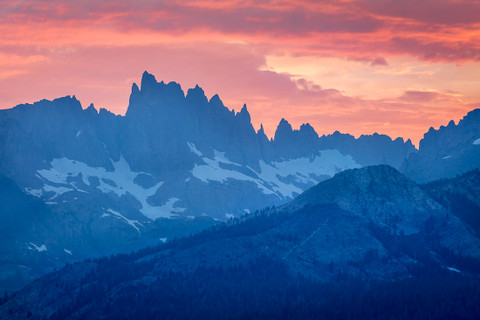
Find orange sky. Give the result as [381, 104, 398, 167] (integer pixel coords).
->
[1, 0, 480, 146]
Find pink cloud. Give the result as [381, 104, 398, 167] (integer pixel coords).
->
[360, 0, 480, 25]
[1, 0, 479, 62]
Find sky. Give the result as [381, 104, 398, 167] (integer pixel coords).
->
[1, 0, 480, 146]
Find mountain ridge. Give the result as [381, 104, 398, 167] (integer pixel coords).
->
[2, 164, 479, 319]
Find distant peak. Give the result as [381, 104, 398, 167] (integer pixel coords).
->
[236, 104, 251, 123]
[461, 108, 480, 125]
[238, 104, 249, 116]
[274, 118, 294, 141]
[276, 119, 293, 133]
[209, 94, 224, 107]
[278, 118, 292, 129]
[140, 71, 158, 91]
[299, 123, 319, 139]
[299, 123, 315, 133]
[86, 103, 98, 115]
[131, 83, 140, 95]
[186, 84, 208, 105]
[258, 123, 265, 134]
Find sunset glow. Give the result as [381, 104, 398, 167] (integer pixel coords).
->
[1, 0, 480, 145]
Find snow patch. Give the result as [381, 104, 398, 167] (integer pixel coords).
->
[151, 198, 186, 219]
[191, 150, 274, 195]
[28, 242, 47, 252]
[26, 184, 73, 200]
[192, 149, 359, 199]
[225, 213, 234, 219]
[107, 209, 143, 233]
[186, 141, 203, 157]
[447, 266, 460, 273]
[473, 138, 480, 145]
[30, 156, 165, 220]
[64, 249, 72, 255]
[25, 188, 43, 197]
[258, 150, 359, 198]
[244, 209, 251, 214]
[442, 155, 453, 160]
[191, 149, 358, 199]
[159, 238, 167, 243]
[76, 130, 82, 138]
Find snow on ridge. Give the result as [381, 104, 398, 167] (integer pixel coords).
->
[186, 141, 203, 157]
[447, 266, 460, 273]
[107, 208, 143, 233]
[28, 156, 165, 220]
[191, 150, 274, 195]
[442, 155, 453, 160]
[147, 198, 186, 219]
[28, 242, 47, 252]
[64, 249, 72, 255]
[473, 138, 480, 145]
[258, 149, 359, 198]
[191, 148, 359, 199]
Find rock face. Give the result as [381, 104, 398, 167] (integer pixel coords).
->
[403, 109, 480, 183]
[1, 165, 479, 319]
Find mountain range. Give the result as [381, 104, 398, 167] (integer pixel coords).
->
[0, 71, 479, 295]
[1, 165, 480, 319]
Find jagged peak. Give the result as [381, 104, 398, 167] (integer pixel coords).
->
[274, 118, 293, 139]
[236, 104, 251, 123]
[465, 108, 480, 118]
[240, 104, 248, 113]
[85, 103, 98, 115]
[52, 95, 79, 103]
[299, 123, 318, 138]
[140, 71, 158, 91]
[99, 107, 116, 118]
[460, 108, 480, 125]
[277, 118, 292, 130]
[209, 94, 224, 107]
[299, 123, 313, 130]
[257, 123, 265, 135]
[131, 83, 140, 95]
[186, 84, 208, 105]
[274, 119, 296, 144]
[48, 95, 83, 113]
[166, 81, 183, 94]
[358, 133, 392, 142]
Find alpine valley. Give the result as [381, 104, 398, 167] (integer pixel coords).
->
[1, 72, 480, 319]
